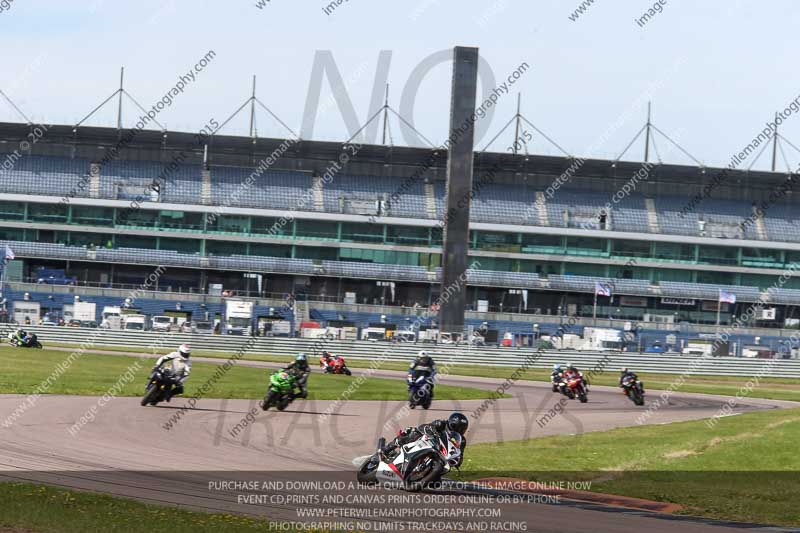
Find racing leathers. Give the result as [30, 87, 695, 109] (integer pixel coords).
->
[13, 329, 30, 346]
[550, 366, 563, 389]
[150, 351, 191, 400]
[285, 360, 310, 399]
[563, 367, 588, 389]
[619, 370, 640, 388]
[408, 357, 437, 398]
[382, 419, 466, 467]
[320, 352, 334, 371]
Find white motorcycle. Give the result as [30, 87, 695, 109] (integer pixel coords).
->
[356, 430, 463, 491]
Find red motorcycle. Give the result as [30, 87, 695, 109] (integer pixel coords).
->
[559, 373, 588, 403]
[321, 354, 352, 376]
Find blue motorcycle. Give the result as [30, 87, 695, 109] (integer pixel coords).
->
[407, 375, 433, 410]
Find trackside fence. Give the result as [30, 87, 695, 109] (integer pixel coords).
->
[19, 326, 800, 378]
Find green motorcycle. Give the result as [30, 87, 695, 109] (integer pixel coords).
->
[260, 370, 296, 411]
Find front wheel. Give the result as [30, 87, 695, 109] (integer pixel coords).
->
[262, 389, 277, 411]
[631, 388, 644, 406]
[356, 454, 380, 484]
[422, 392, 432, 410]
[404, 452, 444, 492]
[277, 393, 292, 411]
[344, 368, 352, 376]
[408, 391, 417, 408]
[141, 386, 158, 407]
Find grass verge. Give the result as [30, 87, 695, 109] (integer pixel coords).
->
[460, 407, 800, 527]
[45, 340, 800, 402]
[0, 482, 300, 533]
[0, 347, 500, 401]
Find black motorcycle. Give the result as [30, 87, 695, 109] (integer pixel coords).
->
[8, 333, 43, 349]
[621, 375, 645, 406]
[141, 367, 181, 407]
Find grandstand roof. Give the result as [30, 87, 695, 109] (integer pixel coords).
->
[0, 121, 791, 196]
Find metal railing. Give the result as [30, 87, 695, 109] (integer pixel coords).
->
[20, 326, 800, 378]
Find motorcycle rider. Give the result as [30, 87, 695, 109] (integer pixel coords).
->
[382, 412, 469, 467]
[561, 363, 589, 392]
[408, 350, 437, 398]
[320, 350, 335, 372]
[149, 344, 192, 401]
[13, 328, 30, 346]
[619, 367, 641, 388]
[564, 362, 588, 388]
[550, 364, 563, 387]
[284, 353, 310, 399]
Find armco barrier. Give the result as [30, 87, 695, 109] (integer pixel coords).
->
[17, 325, 800, 378]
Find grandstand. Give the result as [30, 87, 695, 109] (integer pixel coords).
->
[0, 120, 799, 337]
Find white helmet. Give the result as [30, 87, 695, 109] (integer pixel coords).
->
[178, 344, 191, 357]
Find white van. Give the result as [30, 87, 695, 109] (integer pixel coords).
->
[152, 316, 173, 332]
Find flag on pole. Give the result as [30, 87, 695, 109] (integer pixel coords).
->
[3, 245, 13, 261]
[595, 281, 612, 297]
[719, 290, 736, 304]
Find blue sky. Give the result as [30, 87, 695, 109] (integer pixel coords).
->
[1, 0, 799, 169]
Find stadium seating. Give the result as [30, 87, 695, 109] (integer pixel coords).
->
[210, 167, 314, 211]
[5, 152, 800, 242]
[0, 155, 91, 197]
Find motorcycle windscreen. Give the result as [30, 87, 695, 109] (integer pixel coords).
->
[445, 431, 462, 457]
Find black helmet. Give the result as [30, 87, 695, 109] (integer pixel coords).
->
[447, 412, 469, 435]
[620, 367, 629, 374]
